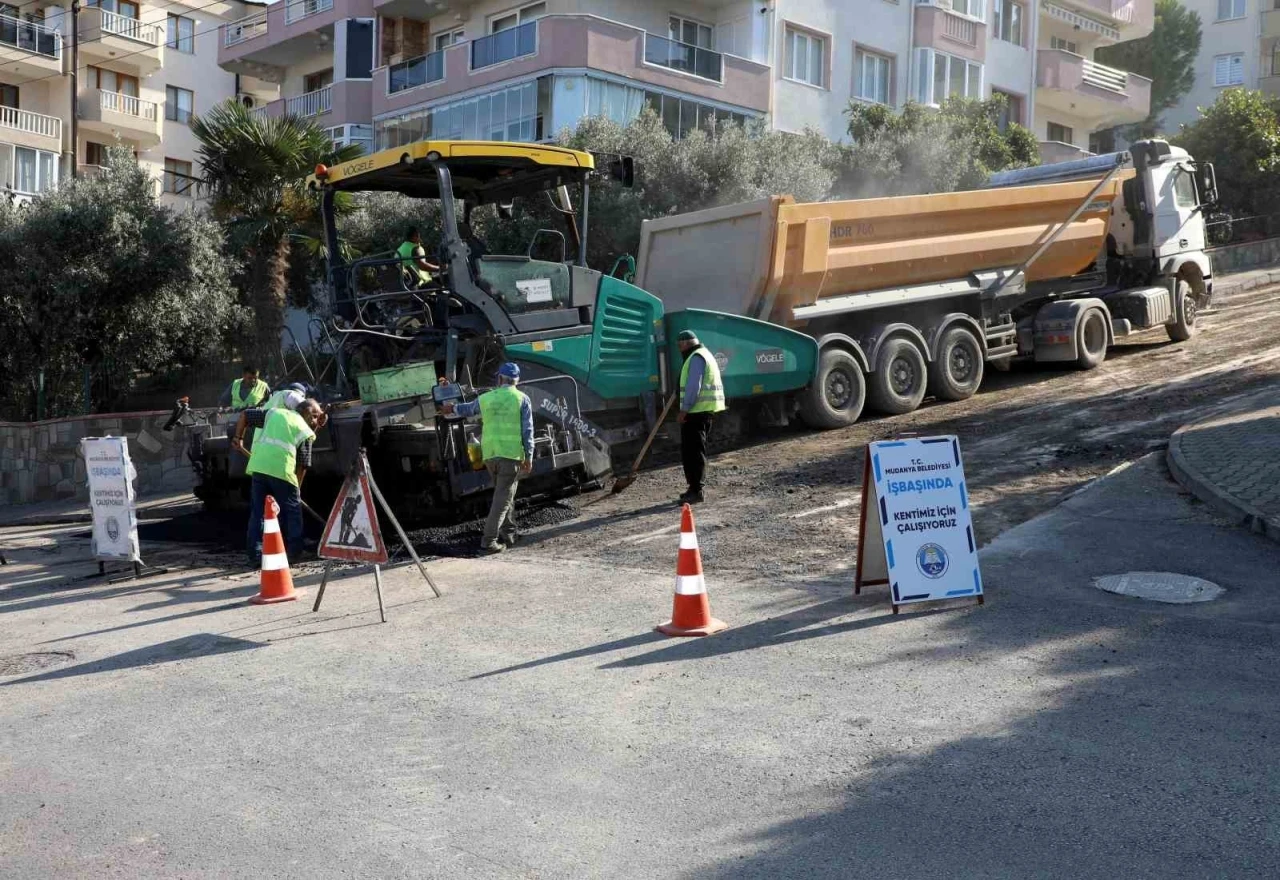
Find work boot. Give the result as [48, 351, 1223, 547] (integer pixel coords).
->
[500, 530, 519, 548]
[480, 541, 505, 555]
[678, 489, 705, 505]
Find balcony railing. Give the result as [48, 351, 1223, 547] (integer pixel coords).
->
[285, 0, 333, 25]
[224, 11, 268, 46]
[101, 9, 162, 46]
[940, 10, 979, 46]
[0, 105, 62, 140]
[471, 20, 537, 71]
[0, 13, 61, 58]
[286, 85, 332, 117]
[643, 33, 723, 82]
[389, 49, 446, 93]
[101, 90, 159, 120]
[1081, 58, 1128, 93]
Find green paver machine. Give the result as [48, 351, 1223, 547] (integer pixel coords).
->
[189, 141, 818, 518]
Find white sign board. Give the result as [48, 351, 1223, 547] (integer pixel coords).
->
[516, 278, 554, 303]
[81, 437, 141, 563]
[859, 436, 983, 607]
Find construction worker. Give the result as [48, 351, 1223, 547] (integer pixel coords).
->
[398, 227, 439, 290]
[441, 362, 533, 554]
[675, 330, 726, 504]
[233, 397, 328, 566]
[220, 365, 270, 411]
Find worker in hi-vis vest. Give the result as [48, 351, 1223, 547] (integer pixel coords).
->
[397, 226, 440, 289]
[233, 397, 328, 566]
[442, 362, 534, 554]
[675, 330, 726, 505]
[221, 364, 270, 411]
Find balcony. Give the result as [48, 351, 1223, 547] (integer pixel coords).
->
[0, 106, 61, 152]
[374, 15, 770, 119]
[1053, 0, 1154, 40]
[286, 85, 332, 117]
[914, 3, 987, 62]
[79, 7, 164, 75]
[1036, 49, 1150, 128]
[0, 13, 62, 78]
[248, 79, 370, 127]
[218, 0, 375, 81]
[78, 89, 163, 147]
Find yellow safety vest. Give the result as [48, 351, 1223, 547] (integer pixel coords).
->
[679, 347, 727, 414]
[478, 385, 528, 462]
[398, 240, 432, 285]
[245, 408, 315, 487]
[231, 377, 269, 410]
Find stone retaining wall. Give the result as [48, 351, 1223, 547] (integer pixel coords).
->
[1208, 237, 1280, 276]
[0, 411, 199, 506]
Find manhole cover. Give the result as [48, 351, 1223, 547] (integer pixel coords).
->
[0, 651, 76, 676]
[1094, 572, 1224, 604]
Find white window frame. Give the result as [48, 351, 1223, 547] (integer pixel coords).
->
[1216, 0, 1246, 21]
[13, 145, 58, 195]
[1049, 35, 1078, 54]
[784, 25, 827, 89]
[854, 48, 892, 105]
[166, 85, 193, 124]
[914, 48, 982, 105]
[433, 28, 465, 52]
[489, 1, 545, 33]
[949, 0, 986, 22]
[166, 13, 194, 54]
[992, 0, 1024, 46]
[668, 14, 713, 49]
[1046, 121, 1074, 144]
[1213, 52, 1244, 86]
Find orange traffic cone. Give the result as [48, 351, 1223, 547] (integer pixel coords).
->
[250, 495, 299, 605]
[657, 504, 727, 637]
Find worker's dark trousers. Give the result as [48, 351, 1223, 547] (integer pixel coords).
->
[247, 474, 303, 566]
[681, 413, 714, 493]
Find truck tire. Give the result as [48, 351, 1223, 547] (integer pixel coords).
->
[798, 348, 866, 429]
[1167, 279, 1197, 343]
[1075, 309, 1108, 370]
[928, 325, 985, 401]
[869, 337, 928, 414]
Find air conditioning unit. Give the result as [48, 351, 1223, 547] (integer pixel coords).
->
[240, 94, 256, 109]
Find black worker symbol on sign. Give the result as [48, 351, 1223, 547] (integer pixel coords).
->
[337, 490, 371, 549]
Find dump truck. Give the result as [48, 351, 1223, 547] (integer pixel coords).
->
[186, 141, 818, 517]
[634, 140, 1219, 427]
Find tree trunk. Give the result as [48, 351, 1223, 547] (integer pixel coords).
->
[250, 234, 292, 373]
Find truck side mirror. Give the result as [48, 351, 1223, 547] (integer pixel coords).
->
[1199, 163, 1219, 208]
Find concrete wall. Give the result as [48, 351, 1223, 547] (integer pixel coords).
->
[1209, 235, 1280, 276]
[0, 411, 199, 506]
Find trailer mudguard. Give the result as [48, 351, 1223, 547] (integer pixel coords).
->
[1032, 298, 1112, 362]
[665, 308, 819, 399]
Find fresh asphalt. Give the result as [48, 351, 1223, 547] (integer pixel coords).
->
[1, 454, 1278, 878]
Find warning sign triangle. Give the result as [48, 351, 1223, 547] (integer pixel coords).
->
[319, 457, 389, 564]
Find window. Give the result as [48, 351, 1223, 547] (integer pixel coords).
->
[304, 69, 333, 93]
[1216, 0, 1246, 20]
[1046, 121, 1074, 143]
[91, 66, 139, 96]
[784, 27, 826, 87]
[1213, 53, 1244, 86]
[669, 15, 712, 49]
[0, 84, 16, 109]
[854, 49, 892, 104]
[915, 49, 981, 104]
[87, 0, 139, 18]
[14, 146, 56, 194]
[1173, 168, 1198, 208]
[1050, 35, 1078, 54]
[992, 89, 1022, 130]
[433, 28, 464, 52]
[85, 141, 110, 166]
[167, 13, 193, 53]
[951, 0, 984, 19]
[164, 158, 194, 197]
[490, 1, 544, 32]
[166, 85, 193, 123]
[993, 0, 1023, 46]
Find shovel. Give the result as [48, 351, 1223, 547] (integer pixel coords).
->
[611, 393, 677, 494]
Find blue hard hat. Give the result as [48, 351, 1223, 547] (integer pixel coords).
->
[288, 382, 306, 393]
[497, 362, 521, 381]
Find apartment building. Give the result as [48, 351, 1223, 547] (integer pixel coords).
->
[1163, 0, 1277, 134]
[214, 0, 1151, 160]
[0, 0, 273, 206]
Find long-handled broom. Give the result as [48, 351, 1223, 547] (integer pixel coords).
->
[611, 393, 677, 494]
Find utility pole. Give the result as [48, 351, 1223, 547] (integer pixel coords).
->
[70, 0, 79, 179]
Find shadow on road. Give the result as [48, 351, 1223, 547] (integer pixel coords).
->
[1, 633, 265, 687]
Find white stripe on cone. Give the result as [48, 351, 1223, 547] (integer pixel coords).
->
[675, 573, 706, 596]
[679, 532, 699, 550]
[263, 518, 281, 534]
[261, 552, 290, 571]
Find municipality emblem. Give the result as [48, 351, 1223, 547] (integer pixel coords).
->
[916, 543, 949, 579]
[105, 516, 121, 543]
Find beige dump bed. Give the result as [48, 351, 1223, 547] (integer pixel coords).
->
[636, 172, 1133, 325]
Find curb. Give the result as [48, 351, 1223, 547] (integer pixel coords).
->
[1167, 422, 1280, 546]
[1212, 269, 1280, 301]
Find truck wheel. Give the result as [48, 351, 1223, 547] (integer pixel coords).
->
[798, 348, 866, 429]
[1167, 279, 1197, 343]
[869, 338, 928, 414]
[1075, 309, 1108, 370]
[928, 326, 985, 401]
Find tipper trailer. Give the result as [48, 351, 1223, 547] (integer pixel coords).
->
[634, 140, 1220, 427]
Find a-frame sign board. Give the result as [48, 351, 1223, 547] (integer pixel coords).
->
[855, 436, 986, 615]
[312, 451, 442, 621]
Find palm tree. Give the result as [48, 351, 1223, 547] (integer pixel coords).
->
[191, 100, 363, 368]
